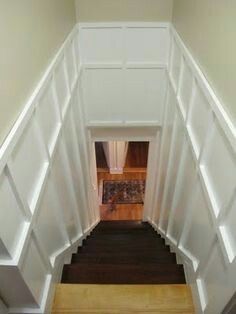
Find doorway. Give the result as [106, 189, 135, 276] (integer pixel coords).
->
[95, 141, 149, 221]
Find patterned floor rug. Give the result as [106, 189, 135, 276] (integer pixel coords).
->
[102, 180, 145, 204]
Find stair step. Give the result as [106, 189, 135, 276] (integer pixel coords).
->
[52, 284, 195, 314]
[88, 232, 160, 239]
[61, 221, 186, 286]
[61, 263, 185, 284]
[77, 245, 170, 254]
[71, 252, 177, 264]
[87, 234, 161, 241]
[83, 238, 165, 246]
[96, 220, 150, 228]
[92, 229, 156, 235]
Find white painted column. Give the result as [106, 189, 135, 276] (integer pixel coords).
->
[103, 142, 129, 174]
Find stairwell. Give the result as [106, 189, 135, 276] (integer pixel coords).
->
[52, 221, 194, 313]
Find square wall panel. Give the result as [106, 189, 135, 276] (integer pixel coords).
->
[220, 196, 236, 262]
[125, 69, 167, 122]
[21, 237, 48, 304]
[160, 112, 185, 232]
[10, 118, 48, 212]
[182, 175, 215, 265]
[37, 80, 60, 155]
[0, 171, 26, 259]
[179, 59, 193, 118]
[54, 58, 70, 115]
[83, 69, 124, 122]
[169, 141, 196, 242]
[50, 138, 79, 241]
[202, 243, 233, 314]
[80, 27, 123, 63]
[36, 173, 68, 259]
[187, 84, 211, 157]
[125, 27, 169, 64]
[170, 38, 181, 89]
[201, 120, 236, 216]
[156, 87, 176, 218]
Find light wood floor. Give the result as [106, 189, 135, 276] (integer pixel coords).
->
[51, 284, 195, 314]
[97, 169, 146, 221]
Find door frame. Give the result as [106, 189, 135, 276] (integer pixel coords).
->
[87, 126, 161, 221]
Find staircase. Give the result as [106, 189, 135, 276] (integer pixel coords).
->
[52, 221, 194, 313]
[61, 221, 185, 284]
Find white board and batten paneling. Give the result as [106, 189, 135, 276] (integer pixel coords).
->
[0, 20, 235, 314]
[0, 26, 99, 314]
[149, 25, 236, 314]
[79, 23, 170, 127]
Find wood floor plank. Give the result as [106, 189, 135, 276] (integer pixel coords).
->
[52, 284, 195, 314]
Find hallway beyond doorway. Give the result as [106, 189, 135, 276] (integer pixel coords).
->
[98, 170, 146, 220]
[95, 141, 149, 220]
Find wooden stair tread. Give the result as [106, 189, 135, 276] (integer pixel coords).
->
[61, 263, 185, 284]
[52, 284, 195, 313]
[61, 221, 186, 285]
[71, 253, 177, 264]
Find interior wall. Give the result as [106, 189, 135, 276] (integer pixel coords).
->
[0, 0, 76, 147]
[172, 0, 236, 124]
[76, 0, 173, 22]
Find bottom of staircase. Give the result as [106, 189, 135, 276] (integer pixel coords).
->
[51, 284, 195, 314]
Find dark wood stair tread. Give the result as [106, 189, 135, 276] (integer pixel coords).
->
[62, 263, 185, 284]
[71, 253, 177, 264]
[61, 220, 186, 285]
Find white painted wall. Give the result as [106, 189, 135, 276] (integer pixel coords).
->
[75, 0, 173, 22]
[0, 0, 76, 147]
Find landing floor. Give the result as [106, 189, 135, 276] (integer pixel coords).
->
[97, 169, 146, 221]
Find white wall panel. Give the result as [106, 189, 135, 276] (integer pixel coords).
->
[201, 119, 236, 218]
[125, 27, 169, 64]
[159, 110, 185, 233]
[9, 117, 48, 213]
[83, 68, 124, 122]
[36, 173, 69, 260]
[0, 171, 26, 259]
[201, 243, 234, 313]
[50, 138, 80, 241]
[168, 140, 196, 243]
[63, 104, 89, 231]
[125, 69, 167, 122]
[181, 175, 215, 268]
[152, 85, 176, 224]
[21, 237, 48, 304]
[79, 23, 169, 125]
[221, 196, 236, 262]
[80, 27, 123, 63]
